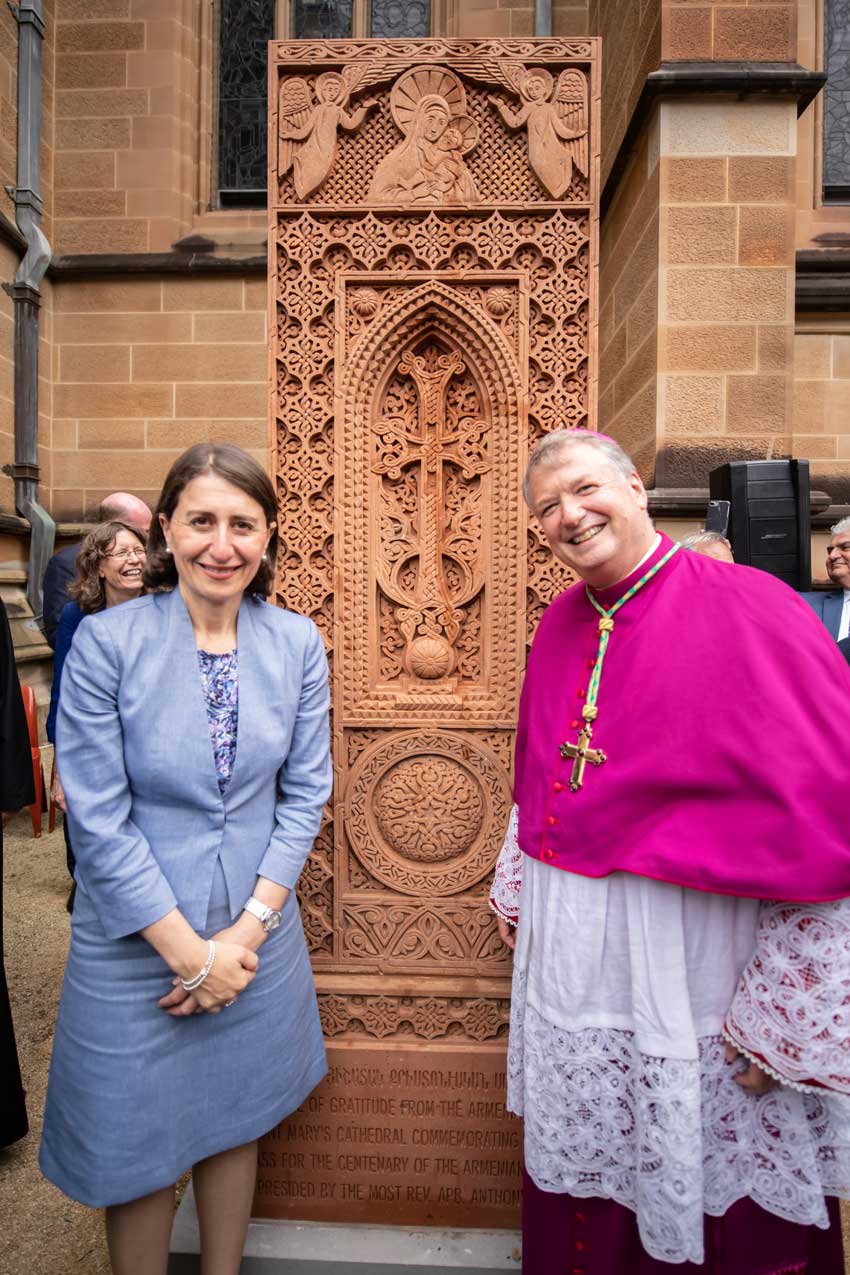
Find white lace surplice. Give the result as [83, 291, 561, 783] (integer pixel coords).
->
[490, 807, 850, 1266]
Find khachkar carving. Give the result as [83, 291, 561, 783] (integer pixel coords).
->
[368, 66, 480, 205]
[344, 730, 511, 897]
[319, 993, 510, 1041]
[486, 66, 588, 199]
[278, 65, 389, 199]
[270, 39, 596, 1007]
[373, 344, 488, 683]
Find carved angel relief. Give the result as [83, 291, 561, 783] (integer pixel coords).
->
[485, 65, 588, 198]
[372, 343, 489, 685]
[278, 66, 388, 199]
[368, 65, 480, 206]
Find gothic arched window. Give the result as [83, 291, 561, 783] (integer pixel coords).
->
[217, 0, 432, 206]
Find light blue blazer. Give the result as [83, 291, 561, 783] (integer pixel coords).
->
[800, 589, 844, 640]
[56, 587, 332, 941]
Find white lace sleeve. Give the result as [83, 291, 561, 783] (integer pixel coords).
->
[489, 804, 523, 927]
[723, 899, 850, 1096]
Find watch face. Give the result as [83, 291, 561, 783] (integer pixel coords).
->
[264, 910, 282, 933]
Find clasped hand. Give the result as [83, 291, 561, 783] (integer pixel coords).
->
[158, 935, 259, 1017]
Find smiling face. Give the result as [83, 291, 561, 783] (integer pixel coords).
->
[526, 76, 548, 101]
[527, 442, 654, 589]
[159, 472, 275, 610]
[98, 527, 146, 605]
[826, 530, 850, 588]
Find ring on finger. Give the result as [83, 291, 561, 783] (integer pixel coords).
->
[224, 998, 236, 1007]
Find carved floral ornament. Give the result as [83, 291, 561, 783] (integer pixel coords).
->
[275, 54, 590, 205]
[343, 731, 512, 896]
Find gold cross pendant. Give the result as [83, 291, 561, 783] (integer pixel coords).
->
[559, 725, 607, 792]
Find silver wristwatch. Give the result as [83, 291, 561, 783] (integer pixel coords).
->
[243, 896, 282, 934]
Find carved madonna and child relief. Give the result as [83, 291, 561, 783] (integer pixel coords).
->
[276, 53, 589, 205]
[263, 37, 598, 1228]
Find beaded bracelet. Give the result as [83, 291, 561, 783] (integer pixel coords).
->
[180, 940, 215, 992]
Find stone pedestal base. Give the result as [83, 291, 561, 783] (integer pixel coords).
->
[167, 1184, 521, 1274]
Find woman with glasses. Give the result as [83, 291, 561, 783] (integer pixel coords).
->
[46, 520, 147, 907]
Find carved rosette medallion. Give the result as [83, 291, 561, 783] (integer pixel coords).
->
[344, 731, 512, 895]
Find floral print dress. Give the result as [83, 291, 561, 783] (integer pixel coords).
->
[197, 649, 238, 794]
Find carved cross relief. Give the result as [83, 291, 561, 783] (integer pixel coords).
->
[373, 344, 489, 683]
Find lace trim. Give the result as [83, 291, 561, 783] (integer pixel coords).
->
[724, 900, 850, 1097]
[488, 804, 522, 925]
[508, 967, 850, 1266]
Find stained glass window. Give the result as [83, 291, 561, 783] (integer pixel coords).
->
[824, 0, 850, 203]
[294, 0, 353, 38]
[218, 0, 275, 205]
[371, 0, 430, 38]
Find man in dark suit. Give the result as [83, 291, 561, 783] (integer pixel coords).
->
[800, 516, 850, 641]
[41, 492, 151, 647]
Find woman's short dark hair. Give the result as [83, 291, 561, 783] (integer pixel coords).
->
[69, 521, 147, 615]
[144, 444, 278, 597]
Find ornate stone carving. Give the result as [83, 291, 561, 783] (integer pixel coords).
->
[268, 37, 596, 1227]
[368, 65, 480, 206]
[318, 992, 510, 1041]
[344, 730, 511, 896]
[484, 65, 588, 199]
[278, 70, 382, 198]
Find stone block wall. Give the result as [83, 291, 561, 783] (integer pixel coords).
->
[47, 273, 268, 518]
[792, 323, 850, 504]
[662, 0, 797, 62]
[657, 99, 797, 485]
[54, 0, 197, 255]
[456, 0, 588, 37]
[589, 0, 660, 185]
[598, 126, 659, 481]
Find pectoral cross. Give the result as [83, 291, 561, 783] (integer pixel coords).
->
[559, 726, 607, 792]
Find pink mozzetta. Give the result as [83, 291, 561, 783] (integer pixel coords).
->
[514, 532, 850, 901]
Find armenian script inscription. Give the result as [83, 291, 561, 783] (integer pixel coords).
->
[265, 37, 599, 1226]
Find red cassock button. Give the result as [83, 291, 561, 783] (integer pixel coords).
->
[575, 1212, 587, 1223]
[577, 688, 586, 699]
[546, 815, 559, 826]
[570, 719, 580, 729]
[575, 1241, 586, 1252]
[586, 658, 595, 670]
[543, 847, 555, 860]
[553, 781, 565, 792]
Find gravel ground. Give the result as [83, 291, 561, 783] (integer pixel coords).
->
[2, 812, 850, 1275]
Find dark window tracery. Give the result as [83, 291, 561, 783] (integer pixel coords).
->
[371, 0, 430, 39]
[824, 0, 850, 203]
[294, 0, 353, 38]
[218, 0, 275, 205]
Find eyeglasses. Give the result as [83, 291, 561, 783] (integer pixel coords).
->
[103, 546, 146, 561]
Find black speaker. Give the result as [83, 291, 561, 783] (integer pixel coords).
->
[708, 459, 811, 590]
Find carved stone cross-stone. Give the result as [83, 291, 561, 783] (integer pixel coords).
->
[265, 33, 599, 1232]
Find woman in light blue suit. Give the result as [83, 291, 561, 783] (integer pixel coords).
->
[40, 444, 332, 1275]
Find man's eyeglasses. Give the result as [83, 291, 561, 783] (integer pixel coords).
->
[103, 546, 146, 561]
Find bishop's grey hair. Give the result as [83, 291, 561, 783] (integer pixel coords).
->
[680, 531, 732, 551]
[522, 430, 635, 505]
[830, 515, 850, 537]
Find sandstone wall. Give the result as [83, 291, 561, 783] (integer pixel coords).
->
[48, 273, 267, 519]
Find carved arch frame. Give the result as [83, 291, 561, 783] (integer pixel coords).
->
[337, 276, 528, 723]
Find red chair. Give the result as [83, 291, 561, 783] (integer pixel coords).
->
[19, 684, 45, 838]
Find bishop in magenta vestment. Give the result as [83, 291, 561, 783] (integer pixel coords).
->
[491, 432, 850, 1273]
